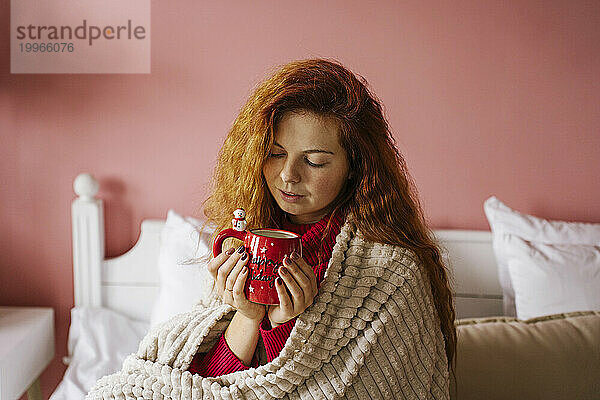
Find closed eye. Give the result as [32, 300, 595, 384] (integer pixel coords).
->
[305, 159, 326, 168]
[268, 153, 327, 168]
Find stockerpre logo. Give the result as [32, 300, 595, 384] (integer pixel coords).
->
[11, 0, 150, 73]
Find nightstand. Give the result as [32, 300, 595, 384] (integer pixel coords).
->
[0, 307, 55, 400]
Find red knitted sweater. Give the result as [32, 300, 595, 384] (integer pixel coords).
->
[187, 210, 345, 377]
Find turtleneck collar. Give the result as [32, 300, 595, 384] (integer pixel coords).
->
[280, 212, 327, 235]
[278, 210, 347, 267]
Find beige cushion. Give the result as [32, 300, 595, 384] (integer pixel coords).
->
[450, 311, 600, 400]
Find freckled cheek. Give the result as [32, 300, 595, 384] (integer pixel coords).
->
[262, 165, 276, 185]
[309, 175, 344, 200]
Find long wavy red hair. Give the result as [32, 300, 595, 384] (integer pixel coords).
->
[195, 58, 457, 373]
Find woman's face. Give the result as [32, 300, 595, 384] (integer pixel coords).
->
[262, 111, 350, 224]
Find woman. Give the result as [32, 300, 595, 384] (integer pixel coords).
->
[88, 58, 456, 400]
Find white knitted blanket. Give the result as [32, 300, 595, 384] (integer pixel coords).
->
[87, 217, 450, 399]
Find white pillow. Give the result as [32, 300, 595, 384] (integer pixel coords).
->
[49, 307, 148, 400]
[483, 196, 600, 319]
[149, 209, 216, 328]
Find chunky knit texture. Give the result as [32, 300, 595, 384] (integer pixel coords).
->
[86, 214, 450, 399]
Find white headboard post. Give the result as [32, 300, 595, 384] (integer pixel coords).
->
[71, 173, 104, 308]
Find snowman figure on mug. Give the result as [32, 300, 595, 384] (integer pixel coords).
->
[232, 208, 247, 231]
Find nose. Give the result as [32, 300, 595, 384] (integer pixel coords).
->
[280, 159, 301, 183]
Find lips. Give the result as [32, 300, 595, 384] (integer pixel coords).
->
[280, 189, 303, 196]
[278, 189, 305, 200]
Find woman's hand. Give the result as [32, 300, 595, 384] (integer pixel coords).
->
[208, 245, 265, 322]
[268, 251, 318, 327]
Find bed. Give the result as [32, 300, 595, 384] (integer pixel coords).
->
[51, 173, 600, 400]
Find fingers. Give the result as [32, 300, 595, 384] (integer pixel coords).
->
[275, 277, 293, 314]
[283, 254, 317, 302]
[232, 265, 268, 321]
[226, 251, 248, 291]
[207, 246, 235, 278]
[292, 252, 318, 292]
[268, 253, 319, 326]
[279, 262, 304, 307]
[232, 265, 249, 301]
[215, 245, 246, 294]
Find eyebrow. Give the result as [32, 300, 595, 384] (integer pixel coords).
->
[273, 141, 335, 155]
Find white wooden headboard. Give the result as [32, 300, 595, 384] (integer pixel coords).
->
[71, 173, 503, 322]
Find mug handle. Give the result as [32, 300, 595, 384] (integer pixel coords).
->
[212, 228, 247, 257]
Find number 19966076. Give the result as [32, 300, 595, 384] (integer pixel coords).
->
[19, 42, 74, 53]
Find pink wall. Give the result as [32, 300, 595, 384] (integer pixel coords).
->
[1, 0, 599, 397]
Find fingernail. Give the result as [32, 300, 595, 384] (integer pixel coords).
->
[237, 245, 245, 253]
[226, 248, 235, 255]
[284, 256, 291, 265]
[276, 277, 282, 285]
[241, 252, 247, 260]
[291, 252, 299, 260]
[280, 267, 287, 275]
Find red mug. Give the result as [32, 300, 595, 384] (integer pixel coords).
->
[212, 214, 302, 305]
